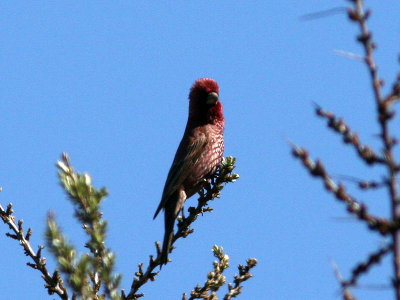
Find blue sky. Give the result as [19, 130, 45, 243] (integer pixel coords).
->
[1, 1, 400, 299]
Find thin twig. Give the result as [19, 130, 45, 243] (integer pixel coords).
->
[314, 104, 385, 165]
[349, 1, 400, 297]
[331, 259, 357, 300]
[334, 174, 384, 190]
[123, 157, 239, 300]
[291, 144, 391, 234]
[300, 7, 347, 21]
[343, 243, 392, 288]
[0, 203, 69, 299]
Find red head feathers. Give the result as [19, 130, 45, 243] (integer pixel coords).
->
[188, 78, 224, 126]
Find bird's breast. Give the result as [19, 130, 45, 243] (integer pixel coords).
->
[183, 124, 224, 197]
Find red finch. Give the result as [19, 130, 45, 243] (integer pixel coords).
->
[154, 78, 225, 265]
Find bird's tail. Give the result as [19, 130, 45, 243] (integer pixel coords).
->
[160, 201, 176, 265]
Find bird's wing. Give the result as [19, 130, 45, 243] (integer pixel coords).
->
[153, 133, 208, 219]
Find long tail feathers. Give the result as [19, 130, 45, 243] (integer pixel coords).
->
[160, 201, 176, 265]
[160, 229, 173, 265]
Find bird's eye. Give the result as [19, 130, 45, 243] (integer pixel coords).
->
[206, 92, 219, 105]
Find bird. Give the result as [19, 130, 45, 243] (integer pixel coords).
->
[154, 78, 225, 265]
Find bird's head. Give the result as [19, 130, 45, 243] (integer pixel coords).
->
[188, 78, 224, 125]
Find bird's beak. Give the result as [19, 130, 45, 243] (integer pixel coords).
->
[206, 92, 219, 105]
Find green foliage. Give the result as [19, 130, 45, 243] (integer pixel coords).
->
[218, 156, 240, 183]
[1, 154, 255, 299]
[183, 246, 257, 300]
[46, 153, 121, 300]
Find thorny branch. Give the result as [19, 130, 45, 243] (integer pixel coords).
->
[181, 245, 257, 300]
[0, 202, 69, 299]
[331, 243, 392, 300]
[291, 145, 391, 234]
[183, 245, 230, 300]
[342, 243, 392, 289]
[331, 261, 357, 300]
[335, 174, 385, 191]
[292, 1, 400, 298]
[49, 153, 121, 300]
[223, 258, 258, 300]
[122, 157, 239, 300]
[1, 155, 242, 300]
[348, 0, 400, 295]
[314, 104, 384, 165]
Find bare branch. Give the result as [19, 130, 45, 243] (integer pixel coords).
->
[314, 104, 384, 165]
[291, 144, 391, 234]
[331, 259, 357, 300]
[348, 1, 400, 295]
[123, 157, 240, 300]
[0, 203, 69, 299]
[343, 243, 392, 288]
